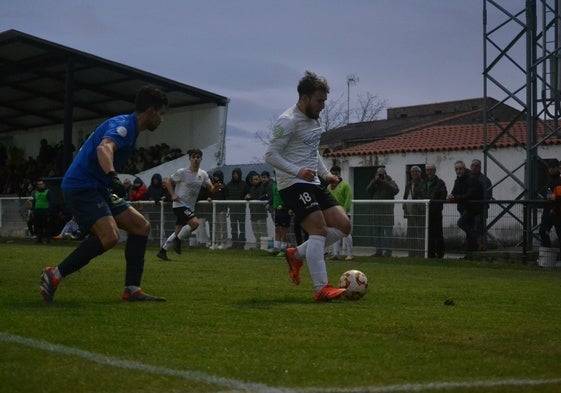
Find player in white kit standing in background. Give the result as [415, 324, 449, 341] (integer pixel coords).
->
[264, 71, 351, 302]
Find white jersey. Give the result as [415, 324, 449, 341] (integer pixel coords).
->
[170, 167, 211, 210]
[264, 104, 330, 190]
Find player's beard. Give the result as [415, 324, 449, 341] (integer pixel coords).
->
[305, 106, 320, 120]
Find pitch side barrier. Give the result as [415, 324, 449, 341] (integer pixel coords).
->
[0, 196, 548, 260]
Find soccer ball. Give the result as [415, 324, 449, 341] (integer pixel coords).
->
[338, 270, 368, 300]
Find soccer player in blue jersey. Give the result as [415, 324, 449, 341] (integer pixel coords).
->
[40, 86, 168, 303]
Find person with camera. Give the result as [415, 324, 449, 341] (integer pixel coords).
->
[366, 167, 399, 257]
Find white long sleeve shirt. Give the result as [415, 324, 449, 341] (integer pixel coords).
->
[264, 104, 329, 190]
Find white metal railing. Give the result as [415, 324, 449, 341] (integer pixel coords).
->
[0, 196, 530, 256]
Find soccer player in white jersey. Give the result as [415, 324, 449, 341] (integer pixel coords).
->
[157, 149, 217, 261]
[264, 71, 351, 302]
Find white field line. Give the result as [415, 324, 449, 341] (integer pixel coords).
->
[2, 332, 561, 393]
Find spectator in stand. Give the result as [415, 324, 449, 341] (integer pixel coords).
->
[539, 159, 561, 248]
[246, 172, 269, 250]
[32, 179, 56, 244]
[146, 173, 169, 204]
[327, 165, 354, 261]
[447, 160, 484, 258]
[424, 164, 448, 258]
[225, 168, 248, 249]
[129, 177, 147, 201]
[403, 166, 425, 257]
[366, 167, 399, 257]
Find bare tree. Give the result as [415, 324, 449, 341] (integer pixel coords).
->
[320, 93, 347, 131]
[353, 92, 387, 123]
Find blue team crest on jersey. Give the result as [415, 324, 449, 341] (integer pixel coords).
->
[116, 126, 127, 137]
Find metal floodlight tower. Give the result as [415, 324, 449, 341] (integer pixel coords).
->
[483, 0, 561, 249]
[346, 74, 359, 124]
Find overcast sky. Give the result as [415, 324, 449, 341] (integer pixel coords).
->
[4, 1, 512, 165]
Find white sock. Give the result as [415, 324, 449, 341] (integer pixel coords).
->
[344, 235, 353, 255]
[274, 240, 281, 250]
[162, 233, 176, 251]
[325, 227, 345, 247]
[177, 225, 193, 240]
[280, 241, 287, 251]
[296, 227, 344, 259]
[126, 285, 140, 293]
[305, 235, 328, 291]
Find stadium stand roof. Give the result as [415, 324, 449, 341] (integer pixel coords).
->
[0, 29, 229, 134]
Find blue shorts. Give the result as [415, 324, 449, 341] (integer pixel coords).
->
[62, 188, 130, 234]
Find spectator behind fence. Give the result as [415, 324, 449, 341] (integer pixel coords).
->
[210, 170, 228, 249]
[327, 165, 354, 261]
[271, 178, 291, 256]
[403, 166, 425, 257]
[470, 159, 493, 250]
[129, 177, 147, 201]
[225, 167, 248, 250]
[424, 164, 448, 258]
[245, 172, 268, 250]
[366, 167, 399, 257]
[539, 159, 561, 249]
[146, 173, 169, 203]
[32, 179, 56, 244]
[447, 160, 484, 259]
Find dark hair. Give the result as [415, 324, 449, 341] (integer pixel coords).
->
[297, 71, 329, 99]
[187, 148, 203, 158]
[134, 86, 168, 113]
[330, 165, 341, 173]
[260, 170, 270, 177]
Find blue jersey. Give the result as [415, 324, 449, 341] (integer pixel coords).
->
[62, 113, 138, 190]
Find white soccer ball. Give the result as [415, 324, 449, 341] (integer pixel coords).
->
[338, 270, 368, 300]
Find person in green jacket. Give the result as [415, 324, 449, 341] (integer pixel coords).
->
[327, 166, 354, 260]
[271, 179, 291, 256]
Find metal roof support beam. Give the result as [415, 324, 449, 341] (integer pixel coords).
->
[63, 56, 73, 171]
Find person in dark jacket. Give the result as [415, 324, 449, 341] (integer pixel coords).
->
[539, 159, 561, 248]
[225, 168, 248, 249]
[146, 173, 169, 203]
[366, 167, 399, 257]
[447, 160, 484, 257]
[210, 170, 228, 249]
[424, 164, 448, 258]
[403, 165, 425, 257]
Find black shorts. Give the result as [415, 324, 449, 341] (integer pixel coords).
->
[173, 206, 196, 226]
[279, 183, 339, 223]
[274, 207, 292, 228]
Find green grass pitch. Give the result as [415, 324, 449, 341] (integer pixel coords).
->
[1, 241, 560, 393]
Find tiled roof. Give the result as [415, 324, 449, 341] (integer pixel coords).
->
[326, 121, 561, 157]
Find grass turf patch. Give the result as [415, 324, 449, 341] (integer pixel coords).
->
[1, 241, 560, 392]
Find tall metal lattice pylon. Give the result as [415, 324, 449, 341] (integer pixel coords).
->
[483, 0, 561, 248]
